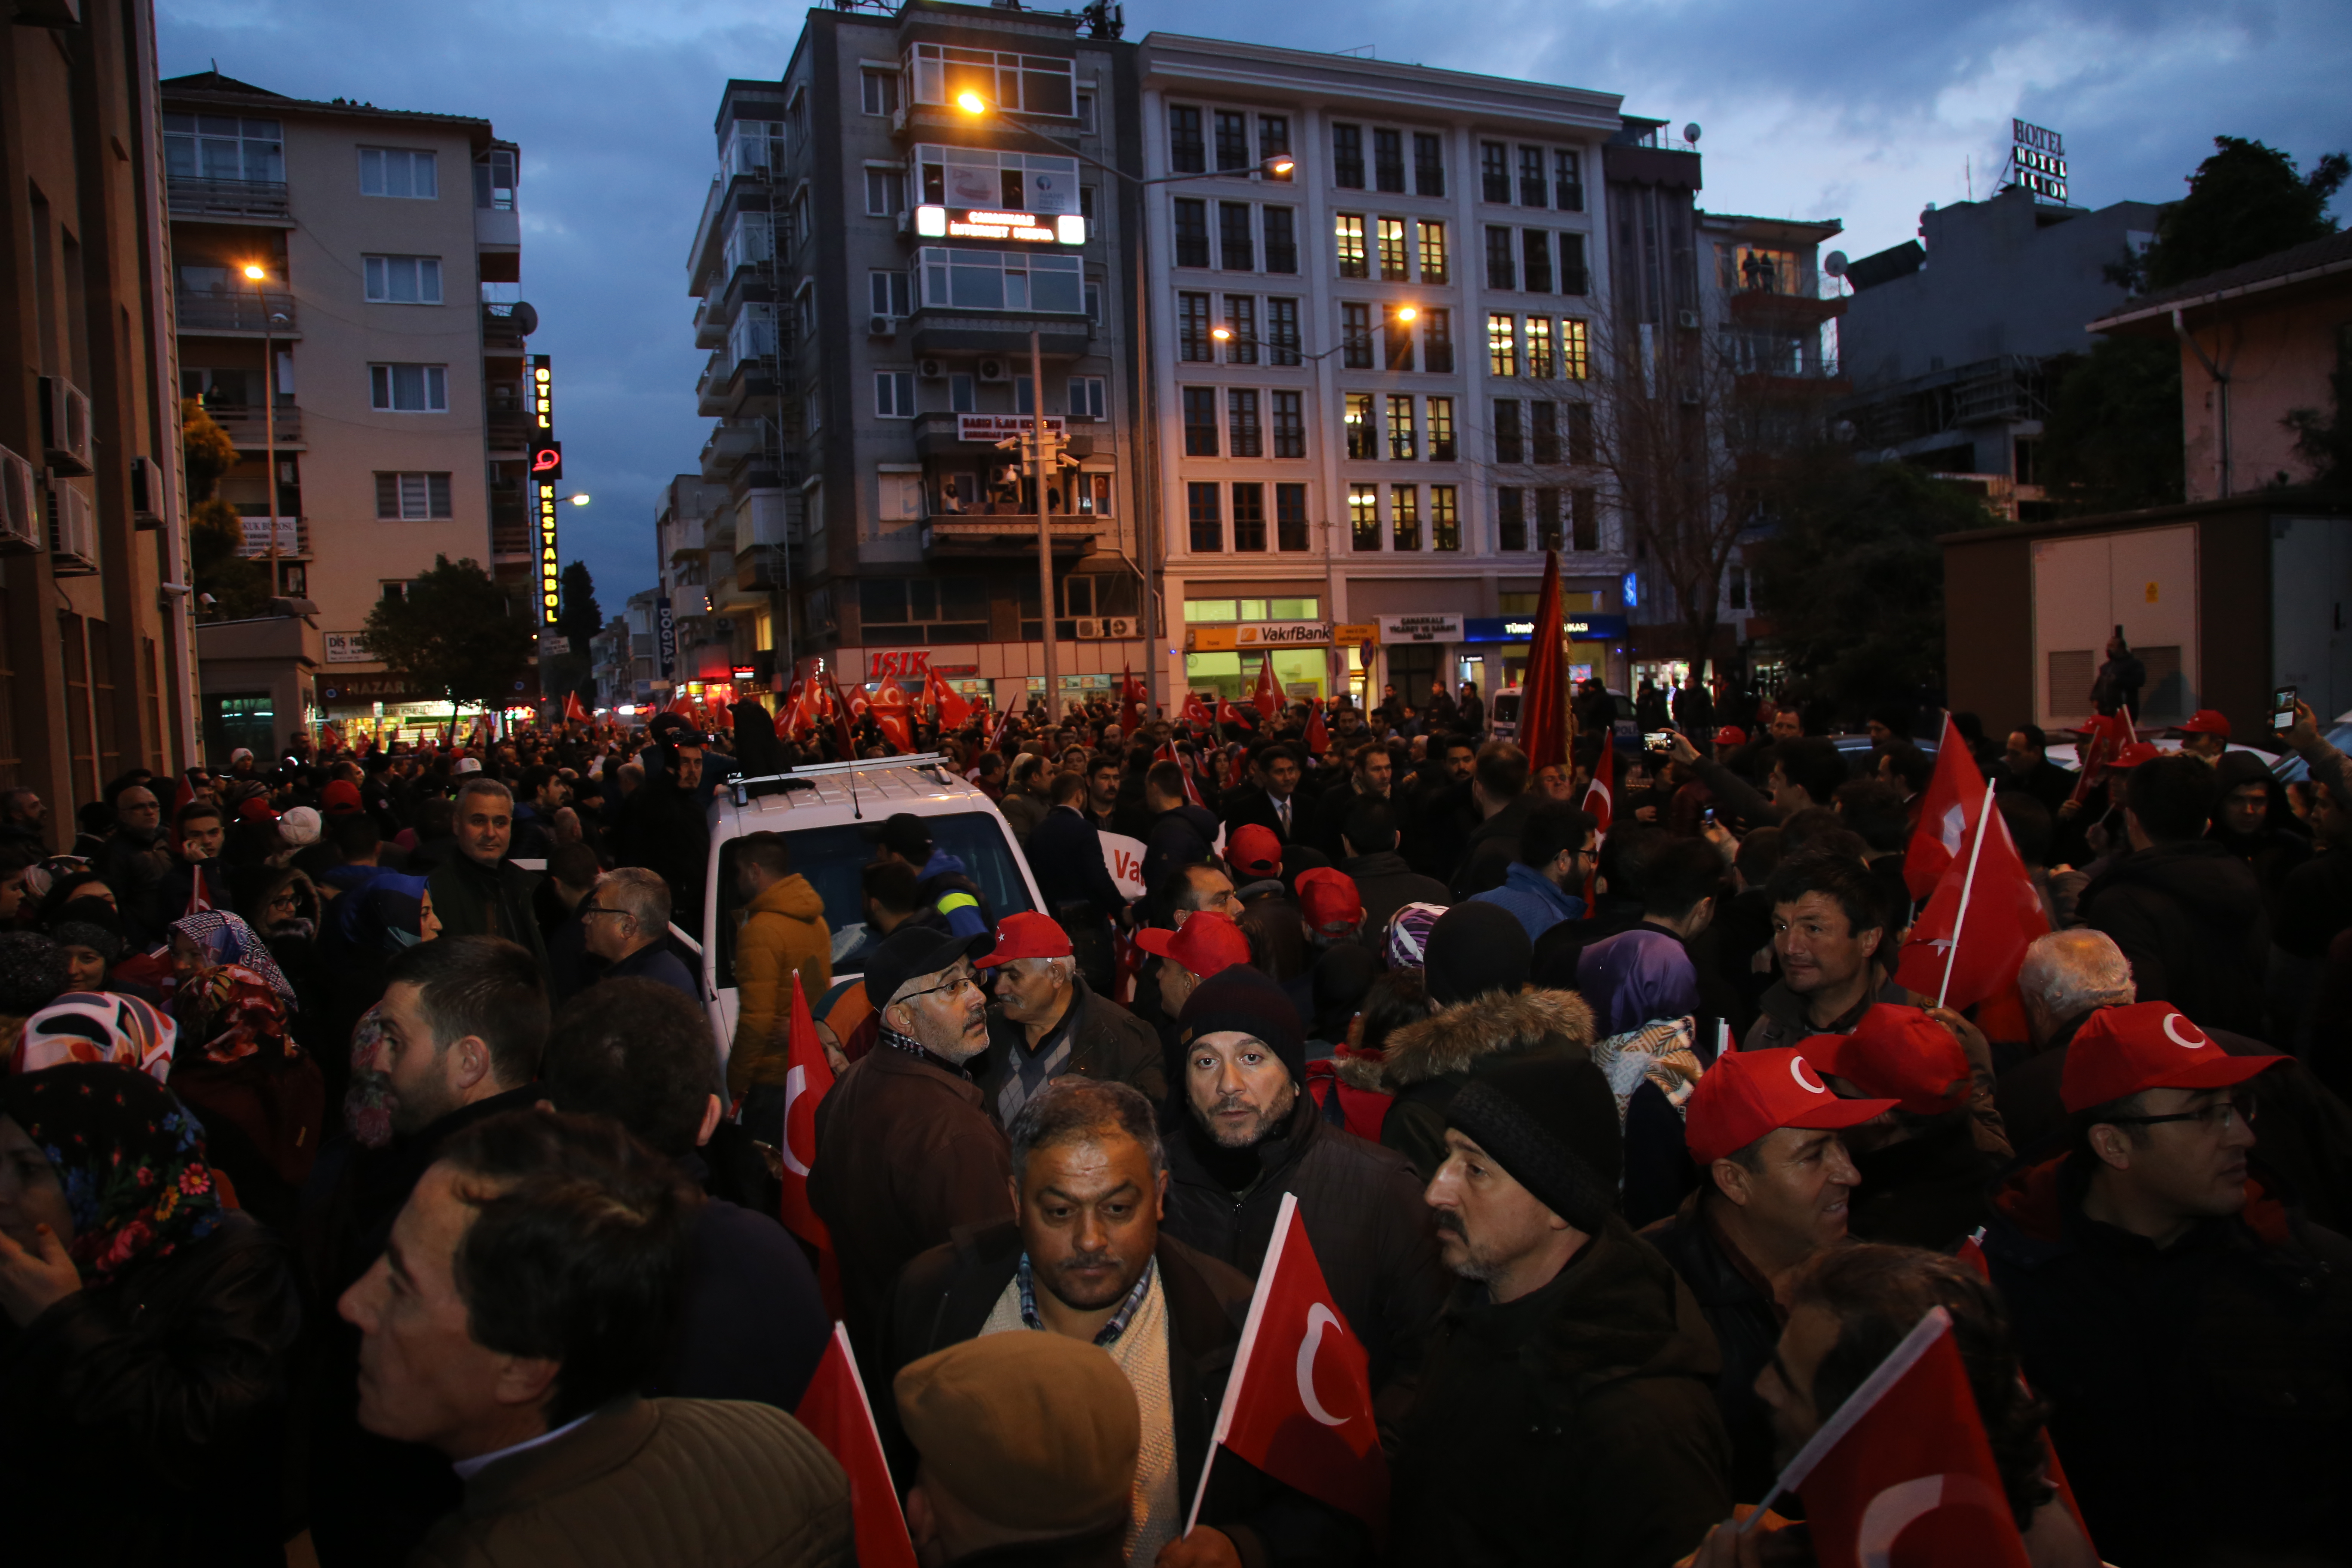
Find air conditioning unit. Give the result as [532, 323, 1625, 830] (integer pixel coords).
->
[129, 455, 166, 529]
[868, 315, 897, 338]
[1099, 616, 1136, 638]
[975, 356, 1011, 383]
[1675, 309, 1702, 330]
[39, 376, 93, 476]
[49, 482, 98, 575]
[917, 358, 947, 379]
[0, 445, 39, 553]
[1074, 616, 1101, 640]
[1072, 616, 1136, 640]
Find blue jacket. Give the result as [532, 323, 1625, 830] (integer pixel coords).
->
[603, 940, 702, 1002]
[917, 847, 990, 939]
[1469, 861, 1586, 945]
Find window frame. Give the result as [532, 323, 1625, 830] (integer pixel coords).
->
[1427, 396, 1456, 462]
[374, 471, 453, 520]
[362, 253, 443, 306]
[1349, 482, 1380, 550]
[1430, 484, 1460, 551]
[1334, 213, 1367, 279]
[1262, 206, 1299, 274]
[1485, 226, 1516, 290]
[1385, 393, 1416, 460]
[1493, 397, 1525, 464]
[874, 370, 917, 419]
[1188, 481, 1222, 551]
[1344, 392, 1376, 460]
[1231, 481, 1268, 551]
[1276, 482, 1310, 550]
[1390, 483, 1421, 551]
[368, 363, 448, 413]
[1173, 197, 1211, 269]
[1488, 313, 1518, 378]
[1271, 390, 1305, 459]
[1413, 132, 1446, 197]
[1182, 386, 1220, 456]
[861, 68, 900, 116]
[1331, 122, 1365, 189]
[1228, 389, 1263, 457]
[358, 146, 438, 199]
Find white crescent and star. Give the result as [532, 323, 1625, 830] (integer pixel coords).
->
[780, 1063, 812, 1177]
[2161, 1013, 2209, 1050]
[1856, 1473, 2013, 1568]
[1296, 1304, 1347, 1427]
[1790, 1056, 1829, 1095]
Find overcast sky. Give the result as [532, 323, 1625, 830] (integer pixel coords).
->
[157, 0, 2349, 614]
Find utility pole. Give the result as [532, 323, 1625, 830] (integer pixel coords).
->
[1030, 328, 1058, 721]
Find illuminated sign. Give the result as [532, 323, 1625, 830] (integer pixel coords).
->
[530, 439, 562, 479]
[537, 482, 561, 627]
[2009, 119, 2067, 202]
[957, 413, 1067, 441]
[530, 353, 554, 433]
[913, 204, 1084, 246]
[530, 352, 561, 628]
[1460, 615, 1629, 643]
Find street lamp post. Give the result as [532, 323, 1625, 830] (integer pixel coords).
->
[242, 263, 282, 595]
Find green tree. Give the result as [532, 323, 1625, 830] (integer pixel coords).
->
[2112, 137, 2346, 293]
[548, 560, 602, 704]
[2039, 339, 2186, 514]
[1750, 461, 1993, 717]
[361, 555, 535, 717]
[180, 398, 270, 619]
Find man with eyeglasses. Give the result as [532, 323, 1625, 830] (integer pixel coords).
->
[810, 925, 1012, 1360]
[1983, 1001, 2352, 1568]
[579, 867, 698, 1003]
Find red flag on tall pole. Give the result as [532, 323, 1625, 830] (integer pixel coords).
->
[1119, 662, 1142, 734]
[1519, 549, 1567, 774]
[794, 1324, 918, 1568]
[1254, 652, 1283, 726]
[1894, 780, 2050, 1010]
[1904, 713, 1986, 899]
[563, 690, 592, 724]
[986, 689, 1025, 747]
[1217, 693, 1256, 734]
[1187, 1192, 1387, 1536]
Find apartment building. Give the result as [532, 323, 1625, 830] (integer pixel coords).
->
[1137, 37, 1646, 704]
[3, 0, 196, 812]
[682, 1, 1148, 714]
[159, 70, 533, 753]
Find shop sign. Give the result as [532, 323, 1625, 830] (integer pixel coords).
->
[1196, 621, 1328, 649]
[1461, 614, 1629, 643]
[1333, 622, 1380, 646]
[957, 413, 1067, 442]
[325, 632, 374, 664]
[1378, 614, 1462, 643]
[869, 648, 932, 680]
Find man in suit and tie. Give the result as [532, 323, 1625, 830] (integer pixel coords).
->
[1222, 742, 1304, 844]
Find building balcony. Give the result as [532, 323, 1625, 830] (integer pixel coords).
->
[1727, 286, 1846, 328]
[166, 175, 291, 221]
[487, 409, 532, 453]
[481, 302, 531, 350]
[177, 291, 300, 336]
[699, 354, 778, 420]
[1734, 357, 1850, 400]
[205, 405, 303, 450]
[921, 514, 1105, 560]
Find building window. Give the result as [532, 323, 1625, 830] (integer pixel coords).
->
[1481, 141, 1510, 203]
[861, 69, 899, 115]
[1350, 482, 1379, 549]
[1555, 149, 1584, 212]
[1277, 482, 1309, 549]
[164, 113, 282, 183]
[1272, 391, 1305, 458]
[1485, 226, 1516, 290]
[1229, 389, 1263, 456]
[875, 371, 916, 418]
[475, 148, 515, 210]
[1374, 128, 1406, 193]
[1381, 305, 1416, 372]
[1532, 401, 1561, 464]
[1414, 132, 1446, 196]
[1215, 110, 1252, 173]
[1560, 233, 1590, 296]
[1427, 396, 1456, 460]
[949, 373, 976, 413]
[864, 167, 905, 215]
[916, 248, 1083, 312]
[1423, 309, 1454, 374]
[1391, 484, 1420, 551]
[1572, 487, 1599, 551]
[1519, 145, 1547, 207]
[374, 472, 452, 519]
[1173, 199, 1210, 268]
[363, 254, 442, 304]
[1385, 393, 1416, 459]
[1494, 398, 1524, 463]
[1075, 472, 1114, 515]
[1535, 487, 1563, 551]
[1561, 317, 1591, 380]
[1183, 387, 1219, 456]
[869, 270, 912, 317]
[1262, 208, 1298, 273]
[1169, 106, 1205, 173]
[1259, 115, 1291, 179]
[1342, 303, 1374, 369]
[1488, 314, 1518, 378]
[1233, 483, 1267, 550]
[1223, 295, 1258, 364]
[1525, 316, 1554, 379]
[1267, 297, 1302, 366]
[1069, 375, 1108, 419]
[1334, 214, 1367, 279]
[1188, 481, 1222, 551]
[1566, 402, 1595, 463]
[1374, 217, 1408, 282]
[359, 147, 437, 198]
[1332, 123, 1364, 188]
[1418, 219, 1449, 284]
[1344, 392, 1375, 459]
[1220, 202, 1256, 271]
[1085, 282, 1102, 323]
[1179, 292, 1213, 361]
[906, 44, 1075, 115]
[369, 363, 447, 412]
[1498, 485, 1525, 550]
[1431, 484, 1460, 551]
[1523, 230, 1553, 294]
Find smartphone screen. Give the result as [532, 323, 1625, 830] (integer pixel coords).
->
[2273, 686, 2298, 731]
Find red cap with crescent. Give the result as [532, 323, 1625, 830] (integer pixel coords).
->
[1684, 1047, 1899, 1166]
[2059, 1001, 2281, 1113]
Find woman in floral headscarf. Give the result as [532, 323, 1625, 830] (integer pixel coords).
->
[16, 990, 176, 1081]
[0, 1063, 300, 1565]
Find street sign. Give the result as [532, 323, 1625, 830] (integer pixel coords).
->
[1378, 614, 1461, 643]
[1335, 622, 1380, 645]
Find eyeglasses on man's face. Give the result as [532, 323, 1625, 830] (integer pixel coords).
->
[2107, 1091, 2258, 1136]
[896, 969, 980, 1007]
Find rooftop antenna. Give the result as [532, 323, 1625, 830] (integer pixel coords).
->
[1683, 122, 1702, 147]
[1824, 250, 1849, 295]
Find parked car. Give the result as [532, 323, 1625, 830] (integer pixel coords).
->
[1489, 685, 1636, 746]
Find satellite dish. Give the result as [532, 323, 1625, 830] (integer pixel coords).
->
[512, 301, 540, 337]
[1824, 251, 1849, 278]
[1683, 122, 1702, 146]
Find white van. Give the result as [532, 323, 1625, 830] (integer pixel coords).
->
[696, 754, 1043, 1072]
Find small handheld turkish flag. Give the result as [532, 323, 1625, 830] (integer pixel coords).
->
[1156, 741, 1206, 807]
[1904, 713, 1986, 899]
[1184, 690, 1216, 732]
[1218, 694, 1256, 734]
[1254, 652, 1283, 723]
[1754, 1305, 2030, 1568]
[1188, 1191, 1387, 1536]
[775, 974, 841, 1313]
[1579, 737, 1614, 905]
[872, 677, 913, 752]
[1894, 781, 2049, 1010]
[1303, 699, 1330, 757]
[794, 1323, 917, 1568]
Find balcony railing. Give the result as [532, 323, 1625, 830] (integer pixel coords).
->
[204, 405, 302, 449]
[487, 410, 531, 452]
[482, 302, 530, 347]
[166, 175, 290, 220]
[177, 291, 299, 335]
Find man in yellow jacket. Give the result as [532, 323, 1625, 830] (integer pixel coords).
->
[728, 832, 832, 1117]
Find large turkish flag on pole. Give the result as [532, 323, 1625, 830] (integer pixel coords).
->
[794, 1324, 917, 1568]
[1188, 1191, 1387, 1535]
[1519, 548, 1568, 773]
[1903, 713, 1985, 899]
[1894, 780, 2048, 1010]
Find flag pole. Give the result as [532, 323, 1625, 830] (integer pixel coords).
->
[1936, 780, 2000, 1009]
[1740, 1307, 1953, 1533]
[1185, 1190, 1299, 1535]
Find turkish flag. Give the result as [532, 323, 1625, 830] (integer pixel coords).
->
[775, 973, 842, 1314]
[1519, 549, 1568, 772]
[1254, 652, 1283, 726]
[1952, 1236, 2094, 1551]
[1218, 694, 1257, 734]
[564, 691, 592, 723]
[1904, 714, 1985, 899]
[1184, 690, 1216, 732]
[1785, 1306, 2029, 1568]
[824, 669, 861, 756]
[2070, 709, 2132, 805]
[1156, 741, 1206, 807]
[1580, 738, 1614, 907]
[872, 677, 913, 752]
[986, 690, 1024, 747]
[1894, 783, 2049, 1010]
[1303, 700, 1330, 758]
[1194, 1192, 1387, 1533]
[794, 1323, 917, 1568]
[1119, 663, 1142, 734]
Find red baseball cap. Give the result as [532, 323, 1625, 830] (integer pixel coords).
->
[1714, 726, 1748, 748]
[2059, 1001, 2281, 1114]
[1804, 1005, 1972, 1115]
[1132, 910, 1252, 979]
[2177, 709, 2230, 738]
[1297, 867, 1362, 934]
[322, 779, 364, 816]
[1685, 1047, 1899, 1165]
[2108, 741, 2162, 770]
[972, 910, 1072, 968]
[1227, 824, 1282, 878]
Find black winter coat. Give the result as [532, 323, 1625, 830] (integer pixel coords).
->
[1641, 1194, 1783, 1505]
[977, 977, 1167, 1121]
[1335, 850, 1451, 948]
[2078, 839, 2271, 1039]
[1142, 801, 1223, 895]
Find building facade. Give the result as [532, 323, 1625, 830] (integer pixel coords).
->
[3, 0, 196, 814]
[159, 71, 533, 754]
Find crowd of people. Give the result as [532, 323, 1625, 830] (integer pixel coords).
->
[0, 673, 2348, 1568]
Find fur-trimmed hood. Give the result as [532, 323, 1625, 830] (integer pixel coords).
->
[1374, 986, 1595, 1091]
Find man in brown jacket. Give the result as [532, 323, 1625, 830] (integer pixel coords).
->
[727, 831, 834, 1113]
[811, 925, 1013, 1359]
[339, 1106, 851, 1568]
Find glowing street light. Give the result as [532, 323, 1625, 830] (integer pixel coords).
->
[956, 90, 989, 114]
[568, 492, 592, 506]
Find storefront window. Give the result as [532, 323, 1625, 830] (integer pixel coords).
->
[1182, 647, 1326, 699]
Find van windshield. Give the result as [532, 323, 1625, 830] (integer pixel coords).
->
[711, 811, 1035, 986]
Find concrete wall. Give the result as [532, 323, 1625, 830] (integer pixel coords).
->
[2178, 289, 2347, 501]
